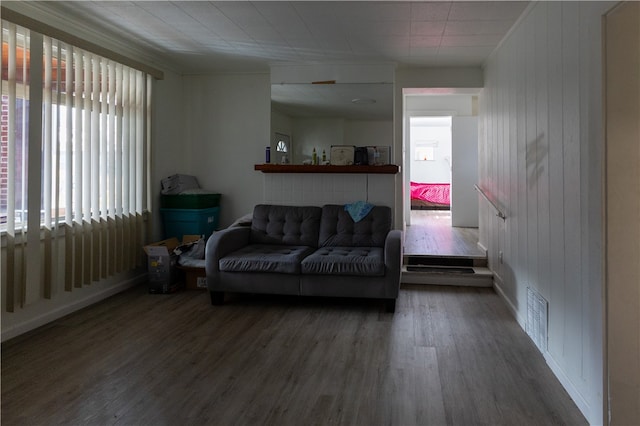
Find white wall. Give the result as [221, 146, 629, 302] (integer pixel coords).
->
[151, 70, 189, 240]
[405, 94, 475, 116]
[479, 2, 611, 423]
[451, 116, 478, 227]
[181, 73, 271, 227]
[410, 123, 452, 184]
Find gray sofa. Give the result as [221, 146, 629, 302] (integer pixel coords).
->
[205, 204, 403, 312]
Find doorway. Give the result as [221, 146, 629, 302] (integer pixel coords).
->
[408, 115, 452, 214]
[402, 92, 481, 257]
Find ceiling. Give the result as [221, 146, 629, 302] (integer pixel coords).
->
[41, 1, 530, 74]
[32, 1, 529, 120]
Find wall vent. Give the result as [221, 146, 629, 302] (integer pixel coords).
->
[526, 287, 548, 353]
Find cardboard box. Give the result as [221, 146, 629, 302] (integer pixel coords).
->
[143, 235, 201, 294]
[177, 265, 207, 290]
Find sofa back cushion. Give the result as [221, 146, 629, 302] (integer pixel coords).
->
[319, 204, 391, 248]
[250, 205, 322, 247]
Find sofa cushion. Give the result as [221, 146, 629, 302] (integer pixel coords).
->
[318, 205, 391, 248]
[250, 205, 322, 247]
[219, 244, 316, 274]
[301, 247, 385, 276]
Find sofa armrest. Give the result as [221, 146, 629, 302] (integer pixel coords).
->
[205, 226, 251, 275]
[384, 229, 403, 294]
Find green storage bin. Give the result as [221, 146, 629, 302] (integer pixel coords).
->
[160, 193, 221, 209]
[160, 207, 220, 239]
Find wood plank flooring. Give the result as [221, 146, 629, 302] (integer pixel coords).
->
[1, 285, 586, 426]
[404, 210, 485, 258]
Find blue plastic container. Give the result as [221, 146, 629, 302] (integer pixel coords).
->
[160, 207, 220, 239]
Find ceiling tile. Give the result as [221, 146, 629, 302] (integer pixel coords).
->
[411, 21, 447, 36]
[410, 2, 453, 21]
[34, 1, 529, 72]
[444, 20, 516, 36]
[441, 34, 504, 47]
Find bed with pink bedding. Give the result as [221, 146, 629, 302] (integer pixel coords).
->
[410, 182, 450, 210]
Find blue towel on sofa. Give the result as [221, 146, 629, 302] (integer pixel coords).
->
[344, 201, 374, 222]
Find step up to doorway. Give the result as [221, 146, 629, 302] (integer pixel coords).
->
[401, 255, 493, 287]
[404, 254, 488, 268]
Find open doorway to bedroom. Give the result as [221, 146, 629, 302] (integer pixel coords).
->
[405, 114, 478, 257]
[402, 92, 484, 261]
[409, 116, 452, 212]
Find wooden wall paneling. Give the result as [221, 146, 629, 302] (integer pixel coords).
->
[506, 34, 518, 296]
[477, 93, 485, 247]
[489, 61, 498, 267]
[477, 87, 489, 257]
[534, 2, 551, 301]
[515, 23, 528, 307]
[494, 61, 504, 279]
[561, 1, 583, 382]
[546, 1, 567, 361]
[579, 4, 605, 403]
[496, 45, 506, 284]
[525, 15, 539, 302]
[491, 41, 510, 300]
[480, 2, 610, 422]
[499, 51, 508, 275]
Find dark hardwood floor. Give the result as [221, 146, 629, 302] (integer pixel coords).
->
[1, 284, 586, 426]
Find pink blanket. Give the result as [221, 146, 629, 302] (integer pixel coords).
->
[410, 182, 450, 205]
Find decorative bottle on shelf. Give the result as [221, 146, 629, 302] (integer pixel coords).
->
[312, 148, 317, 165]
[322, 149, 326, 163]
[265, 146, 271, 163]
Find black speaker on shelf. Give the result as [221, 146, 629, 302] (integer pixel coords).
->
[354, 147, 369, 165]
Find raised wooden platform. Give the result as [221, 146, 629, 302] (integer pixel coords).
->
[402, 211, 491, 286]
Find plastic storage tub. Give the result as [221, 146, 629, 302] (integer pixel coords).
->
[160, 207, 220, 239]
[160, 193, 221, 209]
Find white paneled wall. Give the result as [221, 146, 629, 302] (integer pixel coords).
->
[479, 2, 611, 424]
[262, 173, 396, 209]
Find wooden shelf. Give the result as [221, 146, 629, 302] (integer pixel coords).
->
[254, 164, 399, 174]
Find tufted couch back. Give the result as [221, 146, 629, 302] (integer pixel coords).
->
[249, 204, 391, 248]
[250, 205, 322, 247]
[318, 204, 391, 248]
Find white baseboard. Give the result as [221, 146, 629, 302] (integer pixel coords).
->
[1, 273, 147, 342]
[493, 276, 599, 425]
[492, 276, 526, 329]
[544, 352, 597, 425]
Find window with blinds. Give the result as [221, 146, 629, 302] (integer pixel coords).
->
[1, 20, 152, 311]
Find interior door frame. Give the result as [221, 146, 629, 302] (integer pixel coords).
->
[402, 106, 457, 227]
[603, 2, 640, 423]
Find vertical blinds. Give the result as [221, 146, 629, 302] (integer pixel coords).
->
[1, 20, 152, 311]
